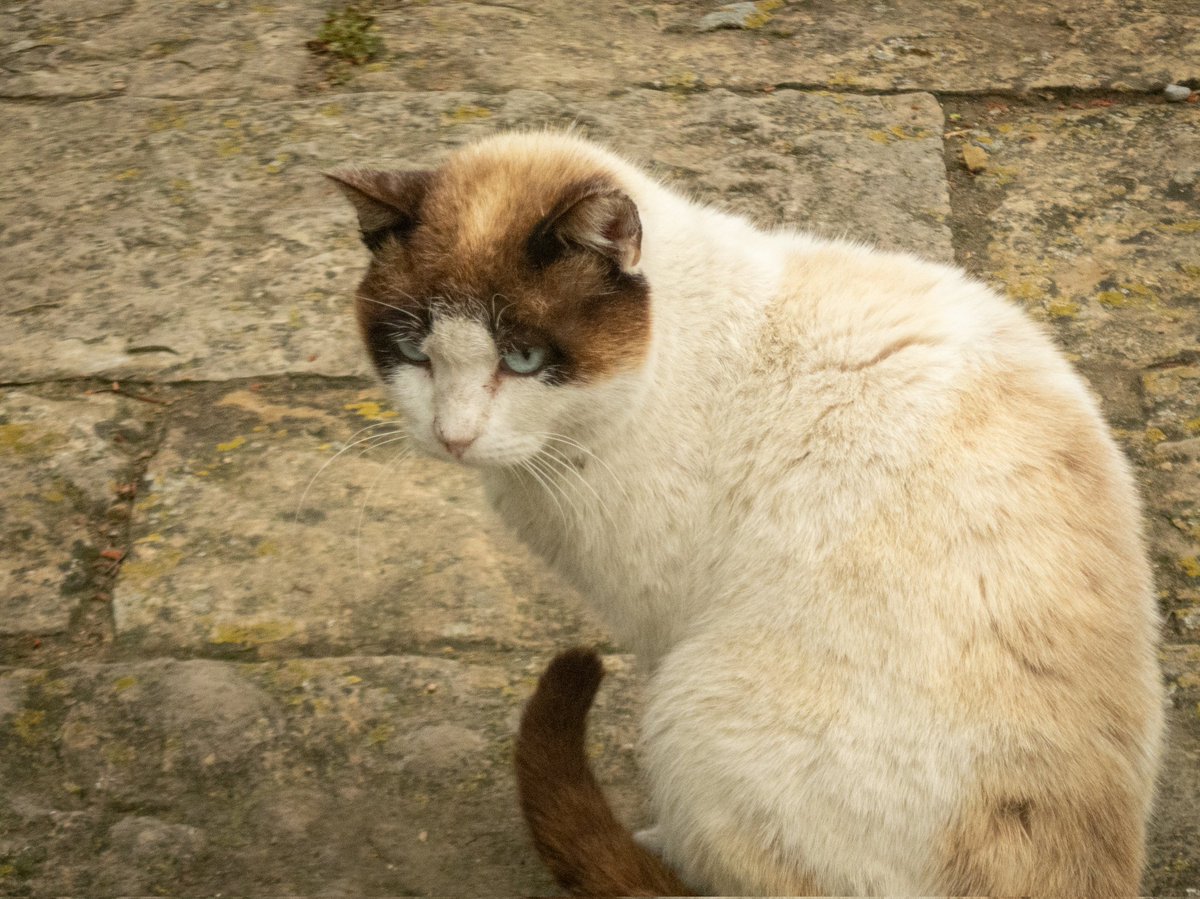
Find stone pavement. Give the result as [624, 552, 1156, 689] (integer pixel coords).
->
[0, 1, 1197, 894]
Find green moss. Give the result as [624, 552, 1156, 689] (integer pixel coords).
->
[312, 7, 383, 65]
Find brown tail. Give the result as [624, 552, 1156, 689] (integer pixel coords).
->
[515, 648, 692, 897]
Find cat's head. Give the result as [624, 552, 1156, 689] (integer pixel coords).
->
[329, 133, 653, 468]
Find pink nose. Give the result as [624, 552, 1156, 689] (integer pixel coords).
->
[434, 422, 476, 459]
[441, 438, 474, 459]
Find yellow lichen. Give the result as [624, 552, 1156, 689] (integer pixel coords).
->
[209, 620, 297, 646]
[1145, 427, 1167, 443]
[344, 400, 399, 421]
[663, 71, 699, 91]
[102, 743, 137, 765]
[13, 710, 46, 743]
[1158, 221, 1200, 234]
[120, 548, 184, 582]
[1046, 301, 1079, 318]
[113, 675, 138, 692]
[1180, 557, 1200, 579]
[367, 723, 394, 746]
[216, 435, 246, 452]
[442, 104, 492, 124]
[1006, 281, 1042, 302]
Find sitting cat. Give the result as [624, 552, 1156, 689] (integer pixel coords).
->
[328, 131, 1164, 895]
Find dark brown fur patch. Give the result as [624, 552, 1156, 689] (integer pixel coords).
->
[515, 648, 692, 896]
[334, 140, 652, 385]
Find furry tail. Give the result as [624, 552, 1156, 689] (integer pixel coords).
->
[515, 648, 692, 897]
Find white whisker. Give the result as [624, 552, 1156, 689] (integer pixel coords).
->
[527, 451, 584, 523]
[294, 423, 409, 524]
[518, 458, 568, 527]
[353, 440, 412, 604]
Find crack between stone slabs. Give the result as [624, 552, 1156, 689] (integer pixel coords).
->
[0, 388, 172, 668]
[0, 374, 375, 391]
[632, 80, 1197, 106]
[105, 635, 625, 667]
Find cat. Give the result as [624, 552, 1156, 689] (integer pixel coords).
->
[328, 131, 1165, 895]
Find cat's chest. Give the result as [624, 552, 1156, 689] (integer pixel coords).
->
[483, 445, 712, 644]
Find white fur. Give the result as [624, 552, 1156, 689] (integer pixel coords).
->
[378, 134, 1164, 895]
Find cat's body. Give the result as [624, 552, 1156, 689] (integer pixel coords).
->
[330, 132, 1164, 895]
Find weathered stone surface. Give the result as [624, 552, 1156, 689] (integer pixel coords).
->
[0, 652, 646, 896]
[317, 1, 1198, 95]
[111, 381, 602, 657]
[0, 0, 324, 100]
[1153, 645, 1200, 894]
[0, 389, 154, 636]
[0, 88, 949, 383]
[949, 102, 1200, 636]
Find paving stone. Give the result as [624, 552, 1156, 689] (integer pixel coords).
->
[319, 0, 1199, 95]
[0, 652, 646, 896]
[950, 103, 1200, 636]
[0, 87, 950, 383]
[0, 389, 156, 637]
[111, 381, 603, 657]
[0, 0, 325, 100]
[1153, 644, 1200, 894]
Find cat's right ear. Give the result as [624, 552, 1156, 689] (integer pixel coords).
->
[325, 168, 434, 254]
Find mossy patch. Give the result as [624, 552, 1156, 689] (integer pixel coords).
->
[310, 6, 384, 66]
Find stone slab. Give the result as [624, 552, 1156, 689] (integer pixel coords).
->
[1153, 644, 1200, 894]
[0, 0, 325, 100]
[0, 651, 647, 895]
[112, 381, 603, 657]
[948, 102, 1200, 634]
[0, 389, 156, 637]
[0, 88, 950, 383]
[318, 0, 1199, 96]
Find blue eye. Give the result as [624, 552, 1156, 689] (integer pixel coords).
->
[396, 338, 429, 364]
[502, 346, 547, 375]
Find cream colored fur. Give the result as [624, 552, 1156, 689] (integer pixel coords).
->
[377, 133, 1165, 895]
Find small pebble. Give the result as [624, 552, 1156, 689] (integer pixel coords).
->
[418, 830, 428, 842]
[962, 144, 990, 174]
[1164, 84, 1192, 102]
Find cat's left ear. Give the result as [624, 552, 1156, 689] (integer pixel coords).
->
[325, 168, 434, 253]
[529, 184, 642, 273]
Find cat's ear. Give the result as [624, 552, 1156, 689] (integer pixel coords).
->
[528, 184, 642, 273]
[325, 168, 434, 254]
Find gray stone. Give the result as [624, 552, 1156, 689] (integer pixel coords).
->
[0, 653, 646, 896]
[110, 381, 602, 658]
[317, 1, 1198, 95]
[401, 724, 487, 778]
[0, 389, 155, 636]
[0, 88, 950, 384]
[1164, 83, 1193, 102]
[0, 0, 325, 100]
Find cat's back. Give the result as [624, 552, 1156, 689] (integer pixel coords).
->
[643, 236, 1164, 894]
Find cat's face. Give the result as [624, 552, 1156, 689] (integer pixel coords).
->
[330, 137, 652, 468]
